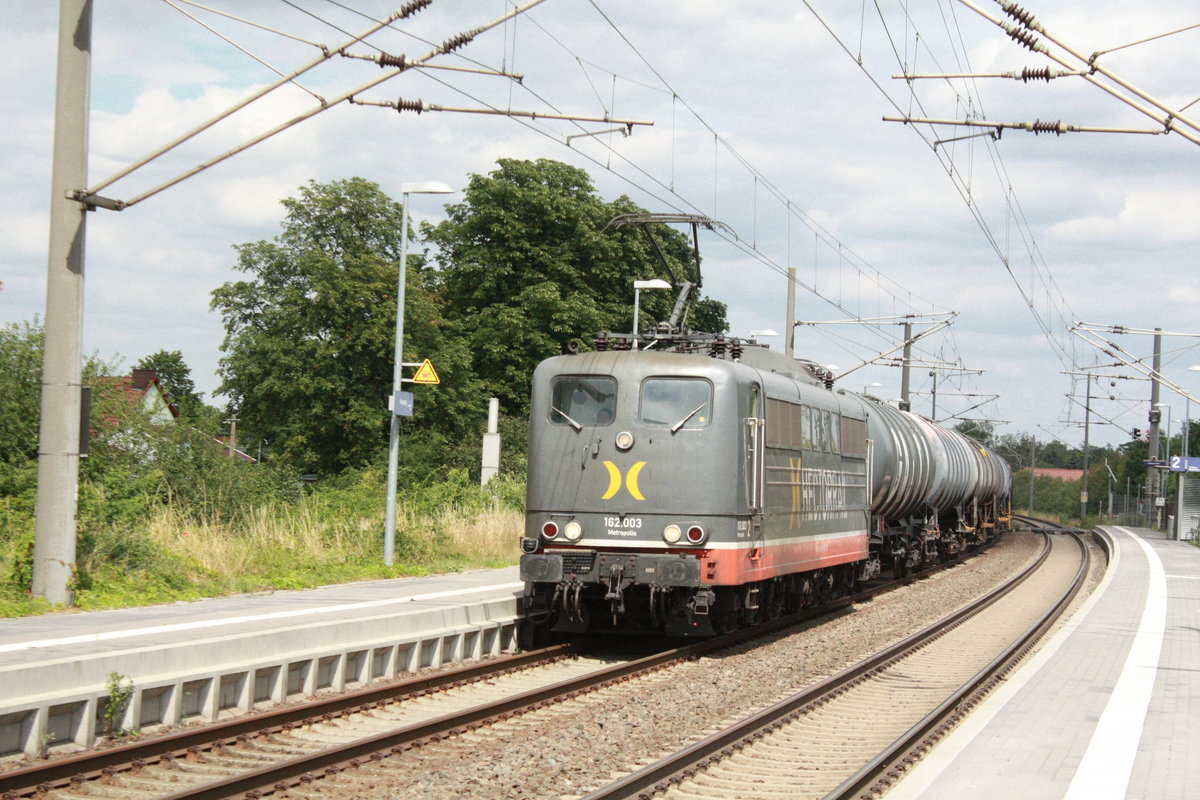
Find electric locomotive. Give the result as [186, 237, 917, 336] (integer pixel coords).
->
[519, 333, 1012, 639]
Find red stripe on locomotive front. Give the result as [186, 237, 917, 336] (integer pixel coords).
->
[699, 533, 869, 585]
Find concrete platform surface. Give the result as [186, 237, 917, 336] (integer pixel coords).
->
[888, 527, 1198, 800]
[0, 567, 522, 758]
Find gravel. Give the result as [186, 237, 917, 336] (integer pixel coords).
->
[296, 531, 1050, 800]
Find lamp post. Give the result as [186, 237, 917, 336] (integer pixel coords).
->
[1187, 365, 1200, 458]
[631, 279, 671, 350]
[384, 180, 453, 567]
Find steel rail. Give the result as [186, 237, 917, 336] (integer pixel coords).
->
[146, 581, 931, 800]
[828, 531, 1091, 799]
[0, 539, 998, 799]
[0, 643, 580, 798]
[578, 530, 1060, 800]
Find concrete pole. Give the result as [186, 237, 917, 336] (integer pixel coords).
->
[1147, 330, 1162, 526]
[32, 0, 93, 605]
[899, 321, 912, 412]
[1081, 375, 1091, 520]
[481, 397, 500, 486]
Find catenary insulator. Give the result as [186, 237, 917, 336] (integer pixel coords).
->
[378, 53, 407, 70]
[1004, 23, 1042, 52]
[1003, 3, 1037, 27]
[394, 98, 424, 114]
[399, 0, 433, 17]
[1030, 119, 1067, 135]
[1020, 67, 1053, 82]
[441, 31, 476, 53]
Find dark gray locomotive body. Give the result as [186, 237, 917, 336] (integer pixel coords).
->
[519, 342, 1011, 637]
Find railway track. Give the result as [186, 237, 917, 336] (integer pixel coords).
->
[0, 536, 1017, 800]
[579, 526, 1090, 800]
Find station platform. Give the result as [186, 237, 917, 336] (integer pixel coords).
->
[889, 526, 1197, 800]
[0, 567, 522, 759]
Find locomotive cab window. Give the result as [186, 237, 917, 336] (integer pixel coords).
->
[550, 376, 616, 427]
[640, 378, 712, 430]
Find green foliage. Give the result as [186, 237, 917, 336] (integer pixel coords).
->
[425, 158, 729, 420]
[0, 319, 45, 462]
[688, 296, 730, 335]
[211, 178, 403, 474]
[101, 672, 135, 736]
[135, 349, 208, 420]
[211, 177, 486, 476]
[1012, 468, 1083, 518]
[208, 164, 731, 479]
[150, 424, 298, 525]
[953, 419, 995, 447]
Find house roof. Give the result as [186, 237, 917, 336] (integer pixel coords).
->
[94, 370, 179, 424]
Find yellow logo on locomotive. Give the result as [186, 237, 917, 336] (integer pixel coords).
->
[602, 461, 647, 501]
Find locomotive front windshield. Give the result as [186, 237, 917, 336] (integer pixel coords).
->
[640, 377, 712, 429]
[550, 375, 617, 427]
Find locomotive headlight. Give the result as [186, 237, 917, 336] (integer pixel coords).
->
[662, 524, 682, 544]
[541, 521, 560, 540]
[615, 430, 635, 451]
[564, 520, 583, 542]
[685, 525, 707, 545]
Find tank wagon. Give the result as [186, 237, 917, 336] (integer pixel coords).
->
[519, 336, 1012, 638]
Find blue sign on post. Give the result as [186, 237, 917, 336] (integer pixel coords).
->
[1169, 455, 1200, 472]
[393, 391, 414, 417]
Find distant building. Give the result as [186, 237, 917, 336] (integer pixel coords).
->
[1031, 467, 1083, 482]
[97, 369, 179, 426]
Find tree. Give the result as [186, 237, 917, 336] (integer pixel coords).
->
[135, 350, 206, 420]
[993, 431, 1040, 470]
[0, 320, 45, 463]
[953, 419, 995, 448]
[424, 158, 728, 417]
[211, 178, 481, 476]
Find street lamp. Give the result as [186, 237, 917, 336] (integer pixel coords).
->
[385, 180, 454, 567]
[632, 279, 671, 350]
[1187, 365, 1200, 458]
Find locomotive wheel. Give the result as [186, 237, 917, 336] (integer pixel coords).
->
[517, 617, 552, 651]
[712, 587, 739, 634]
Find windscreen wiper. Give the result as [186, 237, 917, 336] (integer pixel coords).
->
[551, 405, 583, 432]
[670, 403, 706, 433]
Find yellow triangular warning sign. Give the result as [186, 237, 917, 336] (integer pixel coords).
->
[412, 358, 440, 385]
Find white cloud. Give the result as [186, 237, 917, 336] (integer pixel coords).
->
[5, 0, 1200, 447]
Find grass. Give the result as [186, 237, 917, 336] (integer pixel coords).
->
[0, 482, 524, 617]
[144, 499, 523, 589]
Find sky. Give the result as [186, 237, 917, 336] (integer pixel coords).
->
[4, 0, 1200, 453]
